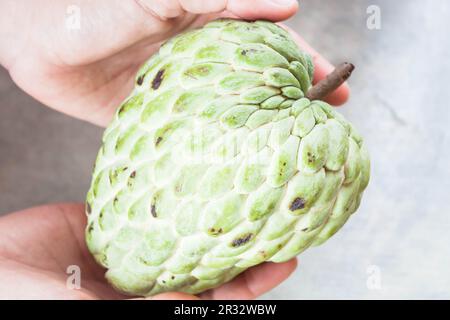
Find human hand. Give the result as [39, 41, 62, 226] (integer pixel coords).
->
[0, 204, 297, 299]
[0, 0, 349, 127]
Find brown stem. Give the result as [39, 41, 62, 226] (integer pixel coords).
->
[305, 62, 355, 101]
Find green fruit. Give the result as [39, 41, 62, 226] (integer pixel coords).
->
[85, 19, 370, 296]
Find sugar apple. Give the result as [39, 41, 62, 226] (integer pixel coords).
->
[85, 19, 370, 296]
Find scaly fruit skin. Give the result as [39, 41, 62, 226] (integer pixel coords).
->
[85, 19, 370, 296]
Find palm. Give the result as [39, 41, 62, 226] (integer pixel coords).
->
[0, 204, 297, 300]
[0, 204, 120, 299]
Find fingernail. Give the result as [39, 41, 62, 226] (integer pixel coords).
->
[269, 0, 298, 6]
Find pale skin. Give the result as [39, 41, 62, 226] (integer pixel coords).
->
[0, 0, 350, 299]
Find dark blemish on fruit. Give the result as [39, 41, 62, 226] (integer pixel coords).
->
[118, 105, 126, 115]
[231, 233, 253, 247]
[301, 227, 309, 232]
[209, 227, 223, 236]
[109, 172, 115, 184]
[171, 276, 175, 280]
[241, 48, 257, 56]
[151, 205, 157, 217]
[127, 171, 136, 187]
[289, 197, 305, 211]
[277, 244, 283, 249]
[162, 280, 166, 284]
[86, 202, 91, 214]
[155, 136, 163, 146]
[137, 74, 145, 85]
[306, 152, 316, 164]
[198, 66, 209, 75]
[87, 224, 94, 233]
[151, 69, 165, 90]
[139, 257, 151, 266]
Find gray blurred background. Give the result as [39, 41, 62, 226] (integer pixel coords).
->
[1, 0, 449, 299]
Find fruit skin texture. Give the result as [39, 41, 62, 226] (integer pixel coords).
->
[85, 19, 370, 296]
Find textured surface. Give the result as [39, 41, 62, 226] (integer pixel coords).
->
[85, 19, 369, 295]
[1, 0, 450, 299]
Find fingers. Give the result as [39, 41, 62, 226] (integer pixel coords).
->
[140, 0, 298, 21]
[200, 259, 298, 300]
[281, 25, 351, 106]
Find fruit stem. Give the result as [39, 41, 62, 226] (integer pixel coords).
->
[305, 62, 355, 101]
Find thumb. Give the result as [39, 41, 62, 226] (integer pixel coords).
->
[138, 0, 299, 21]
